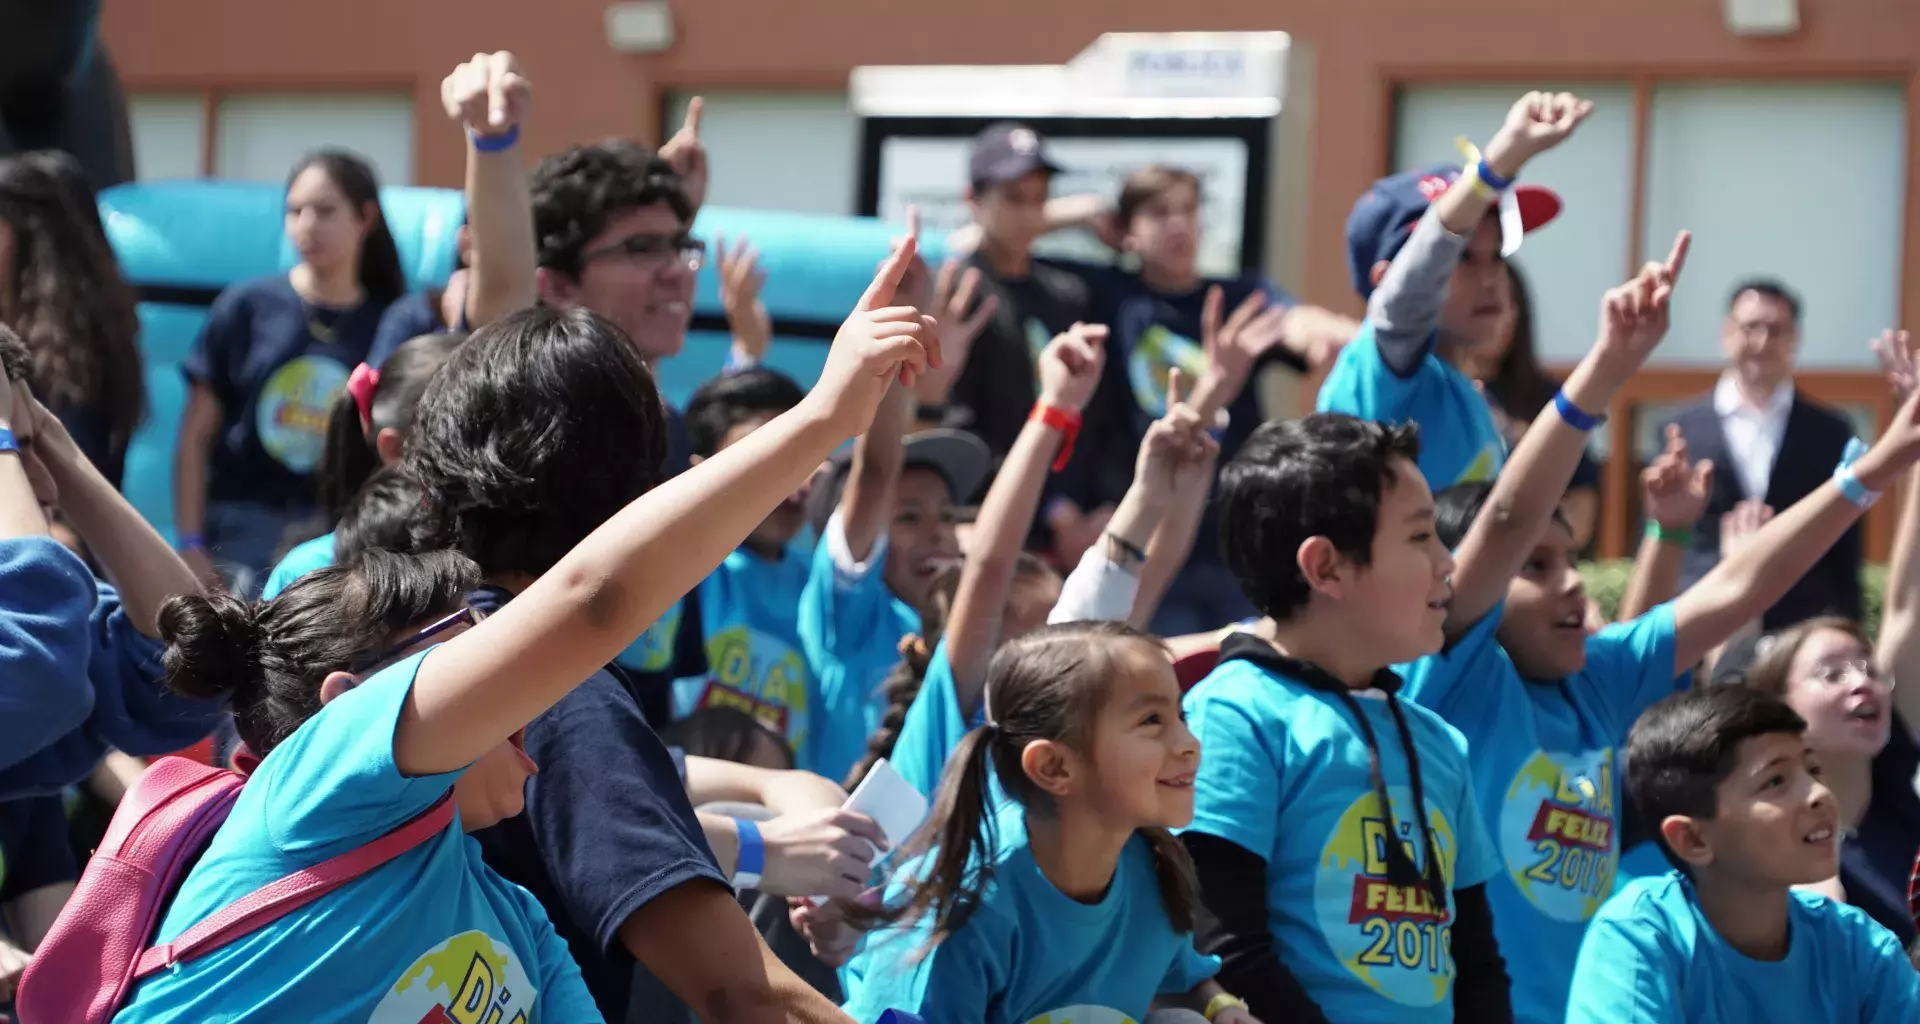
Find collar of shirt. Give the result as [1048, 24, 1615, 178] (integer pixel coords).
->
[1713, 372, 1794, 423]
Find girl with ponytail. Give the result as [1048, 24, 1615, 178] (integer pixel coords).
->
[840, 620, 1259, 1024]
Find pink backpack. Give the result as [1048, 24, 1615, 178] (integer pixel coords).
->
[16, 754, 452, 1024]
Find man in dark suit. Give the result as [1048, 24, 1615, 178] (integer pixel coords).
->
[1662, 277, 1861, 629]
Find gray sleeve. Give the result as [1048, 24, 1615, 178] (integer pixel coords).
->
[1367, 206, 1470, 378]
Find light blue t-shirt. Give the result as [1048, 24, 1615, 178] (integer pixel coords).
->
[674, 543, 817, 765]
[259, 530, 338, 600]
[115, 649, 599, 1023]
[1181, 648, 1501, 1023]
[890, 639, 972, 800]
[1398, 603, 1687, 1024]
[1315, 321, 1505, 490]
[799, 516, 921, 785]
[1568, 872, 1920, 1023]
[840, 801, 1220, 1024]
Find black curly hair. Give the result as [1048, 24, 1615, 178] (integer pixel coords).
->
[529, 140, 693, 281]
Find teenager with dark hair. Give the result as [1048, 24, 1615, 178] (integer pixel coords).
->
[1566, 687, 1920, 1022]
[172, 146, 405, 595]
[0, 149, 144, 486]
[842, 621, 1256, 1024]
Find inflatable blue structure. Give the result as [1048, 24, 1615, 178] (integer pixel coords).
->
[99, 180, 927, 540]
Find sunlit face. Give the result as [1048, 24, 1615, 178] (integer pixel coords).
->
[285, 165, 372, 282]
[1340, 458, 1455, 665]
[1125, 180, 1201, 284]
[543, 203, 695, 362]
[1782, 629, 1891, 760]
[882, 466, 961, 608]
[1721, 291, 1800, 396]
[1496, 519, 1590, 680]
[1438, 216, 1510, 356]
[1680, 733, 1840, 887]
[1076, 643, 1201, 830]
[967, 171, 1051, 252]
[710, 414, 809, 555]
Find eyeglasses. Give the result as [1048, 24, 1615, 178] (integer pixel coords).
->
[579, 232, 706, 272]
[360, 605, 481, 674]
[1735, 320, 1795, 342]
[1807, 659, 1885, 688]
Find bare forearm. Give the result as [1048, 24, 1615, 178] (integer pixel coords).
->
[46, 427, 200, 634]
[1131, 485, 1205, 629]
[1617, 534, 1684, 624]
[463, 137, 537, 329]
[843, 385, 911, 560]
[1447, 405, 1594, 634]
[946, 417, 1063, 700]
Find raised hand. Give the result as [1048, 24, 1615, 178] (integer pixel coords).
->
[756, 807, 888, 902]
[715, 233, 772, 365]
[1596, 230, 1690, 375]
[806, 227, 939, 438]
[1873, 328, 1918, 403]
[1720, 498, 1773, 560]
[1485, 91, 1594, 174]
[1642, 424, 1713, 530]
[1136, 369, 1220, 497]
[441, 51, 531, 137]
[1279, 303, 1358, 374]
[1200, 287, 1288, 397]
[659, 96, 709, 210]
[1037, 322, 1108, 414]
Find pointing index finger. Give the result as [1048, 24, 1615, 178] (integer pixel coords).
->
[857, 232, 916, 312]
[1664, 230, 1691, 282]
[682, 96, 704, 138]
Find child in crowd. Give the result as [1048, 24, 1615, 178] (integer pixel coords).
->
[0, 327, 225, 800]
[1180, 413, 1508, 1023]
[1568, 687, 1920, 1021]
[842, 621, 1258, 1024]
[108, 180, 937, 1018]
[1318, 90, 1590, 490]
[261, 331, 464, 598]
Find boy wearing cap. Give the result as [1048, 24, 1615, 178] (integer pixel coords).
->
[1317, 91, 1588, 491]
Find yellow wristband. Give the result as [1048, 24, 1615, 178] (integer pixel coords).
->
[1457, 162, 1497, 201]
[1203, 993, 1249, 1021]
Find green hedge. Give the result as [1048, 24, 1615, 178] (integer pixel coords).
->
[1580, 560, 1889, 641]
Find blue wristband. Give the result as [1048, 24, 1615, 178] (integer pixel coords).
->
[176, 532, 207, 553]
[1833, 437, 1880, 508]
[467, 124, 520, 153]
[1552, 391, 1606, 432]
[732, 818, 765, 889]
[1474, 159, 1514, 193]
[0, 426, 15, 454]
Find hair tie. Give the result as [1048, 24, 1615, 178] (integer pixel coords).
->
[346, 362, 381, 432]
[898, 634, 930, 661]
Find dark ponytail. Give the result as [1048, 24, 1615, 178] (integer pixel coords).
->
[877, 724, 1000, 945]
[318, 387, 380, 524]
[160, 548, 479, 757]
[316, 331, 465, 524]
[288, 149, 406, 306]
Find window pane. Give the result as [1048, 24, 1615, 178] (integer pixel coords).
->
[1642, 82, 1905, 370]
[214, 94, 414, 186]
[1394, 83, 1635, 367]
[665, 90, 858, 215]
[129, 95, 205, 181]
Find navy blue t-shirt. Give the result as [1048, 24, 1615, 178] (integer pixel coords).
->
[367, 289, 466, 368]
[1846, 710, 1920, 946]
[466, 584, 726, 1021]
[0, 795, 76, 909]
[183, 275, 388, 510]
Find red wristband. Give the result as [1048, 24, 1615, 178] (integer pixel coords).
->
[1029, 402, 1081, 472]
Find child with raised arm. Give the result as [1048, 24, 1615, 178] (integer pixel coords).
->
[1180, 413, 1507, 1024]
[841, 621, 1257, 1024]
[108, 226, 937, 1021]
[1319, 90, 1590, 489]
[1569, 686, 1920, 1022]
[1404, 242, 1920, 1023]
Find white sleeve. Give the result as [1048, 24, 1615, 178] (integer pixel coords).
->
[1047, 544, 1140, 625]
[825, 509, 888, 590]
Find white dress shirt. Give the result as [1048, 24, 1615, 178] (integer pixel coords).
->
[1713, 373, 1794, 500]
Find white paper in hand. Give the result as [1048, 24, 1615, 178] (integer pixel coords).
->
[813, 758, 929, 903]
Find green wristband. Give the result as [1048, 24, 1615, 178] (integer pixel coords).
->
[1646, 521, 1692, 547]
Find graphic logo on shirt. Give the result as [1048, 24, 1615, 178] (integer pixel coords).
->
[1456, 446, 1499, 485]
[1022, 1007, 1138, 1024]
[1128, 324, 1207, 417]
[371, 930, 536, 1024]
[1313, 784, 1461, 1007]
[255, 354, 350, 474]
[675, 625, 811, 751]
[1500, 748, 1618, 922]
[615, 600, 684, 674]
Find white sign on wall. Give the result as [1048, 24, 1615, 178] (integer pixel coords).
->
[874, 135, 1252, 276]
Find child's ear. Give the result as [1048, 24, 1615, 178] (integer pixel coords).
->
[534, 266, 578, 308]
[1020, 738, 1077, 800]
[374, 426, 405, 466]
[1296, 536, 1348, 600]
[318, 671, 362, 706]
[1659, 814, 1715, 869]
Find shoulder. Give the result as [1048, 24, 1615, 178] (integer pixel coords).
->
[217, 274, 296, 312]
[1395, 694, 1473, 757]
[1792, 393, 1856, 434]
[1184, 658, 1290, 711]
[529, 669, 651, 738]
[1593, 872, 1694, 934]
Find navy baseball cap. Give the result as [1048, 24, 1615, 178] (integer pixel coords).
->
[969, 122, 1063, 189]
[1345, 163, 1564, 298]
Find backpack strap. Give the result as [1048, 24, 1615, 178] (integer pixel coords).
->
[131, 791, 455, 978]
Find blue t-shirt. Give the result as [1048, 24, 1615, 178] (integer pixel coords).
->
[673, 543, 816, 763]
[1398, 603, 1687, 1024]
[841, 801, 1220, 1024]
[260, 530, 337, 600]
[1568, 872, 1920, 1023]
[890, 640, 971, 800]
[1181, 640, 1501, 1023]
[1315, 321, 1505, 490]
[798, 516, 920, 786]
[183, 275, 388, 510]
[117, 649, 599, 1022]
